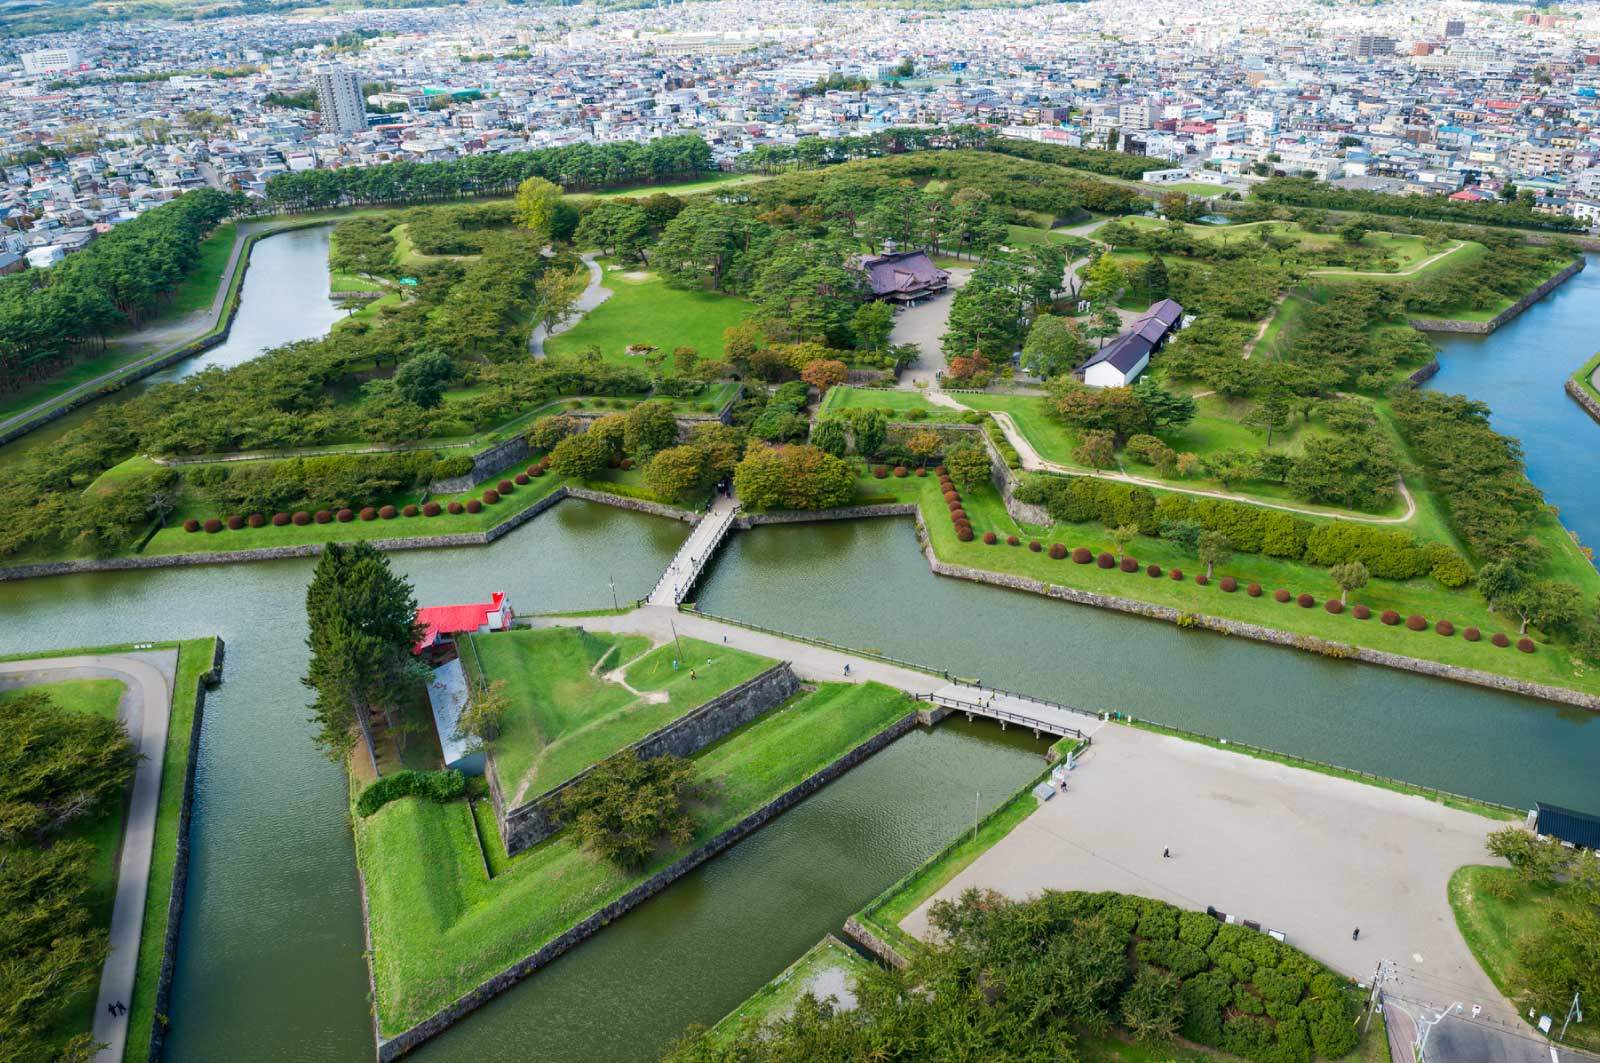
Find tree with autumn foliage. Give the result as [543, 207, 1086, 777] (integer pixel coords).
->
[800, 358, 849, 394]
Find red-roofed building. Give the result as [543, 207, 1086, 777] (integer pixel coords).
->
[414, 592, 513, 652]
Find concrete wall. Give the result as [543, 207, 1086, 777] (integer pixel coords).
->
[148, 637, 226, 1063]
[1408, 257, 1584, 335]
[373, 709, 924, 1062]
[429, 435, 533, 495]
[497, 662, 800, 854]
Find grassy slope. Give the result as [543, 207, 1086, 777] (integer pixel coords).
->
[0, 678, 128, 1050]
[860, 470, 1600, 696]
[1448, 865, 1599, 1054]
[358, 681, 914, 1036]
[542, 267, 754, 369]
[1572, 350, 1600, 404]
[705, 935, 870, 1044]
[464, 626, 772, 799]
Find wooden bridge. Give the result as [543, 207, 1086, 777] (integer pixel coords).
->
[915, 683, 1099, 740]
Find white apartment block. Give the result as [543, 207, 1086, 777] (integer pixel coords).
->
[21, 48, 83, 75]
[314, 65, 368, 135]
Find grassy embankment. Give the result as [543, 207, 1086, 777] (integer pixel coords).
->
[458, 626, 773, 801]
[356, 680, 917, 1037]
[543, 265, 755, 372]
[850, 467, 1600, 698]
[703, 935, 871, 1044]
[0, 637, 217, 1062]
[1448, 865, 1600, 1055]
[1572, 350, 1600, 407]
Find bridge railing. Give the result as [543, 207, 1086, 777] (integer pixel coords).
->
[964, 682, 1101, 722]
[914, 691, 1085, 740]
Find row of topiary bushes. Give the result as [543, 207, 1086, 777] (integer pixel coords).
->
[971, 534, 1536, 654]
[182, 462, 553, 533]
[939, 466, 976, 542]
[872, 464, 929, 479]
[355, 769, 466, 817]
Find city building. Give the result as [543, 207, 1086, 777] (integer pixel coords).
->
[21, 47, 83, 75]
[313, 64, 368, 135]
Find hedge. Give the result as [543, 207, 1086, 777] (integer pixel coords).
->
[355, 769, 466, 817]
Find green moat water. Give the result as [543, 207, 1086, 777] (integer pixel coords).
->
[1, 237, 1598, 1063]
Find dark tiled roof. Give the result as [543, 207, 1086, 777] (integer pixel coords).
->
[1536, 802, 1600, 849]
[851, 250, 949, 296]
[1082, 332, 1152, 373]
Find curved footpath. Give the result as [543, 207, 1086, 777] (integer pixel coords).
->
[0, 650, 178, 1063]
[529, 252, 611, 358]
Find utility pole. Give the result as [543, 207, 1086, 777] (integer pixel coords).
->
[669, 618, 684, 663]
[973, 790, 980, 843]
[608, 574, 618, 612]
[1559, 990, 1581, 1041]
[1364, 960, 1387, 1035]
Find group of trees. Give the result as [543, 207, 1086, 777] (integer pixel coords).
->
[1482, 828, 1599, 1026]
[667, 889, 1361, 1063]
[1016, 472, 1471, 587]
[557, 751, 707, 870]
[302, 541, 428, 772]
[2, 688, 139, 1062]
[0, 187, 232, 395]
[942, 244, 1068, 362]
[1254, 176, 1585, 232]
[733, 443, 857, 512]
[263, 135, 715, 212]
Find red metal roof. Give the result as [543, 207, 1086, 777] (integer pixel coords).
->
[415, 592, 508, 651]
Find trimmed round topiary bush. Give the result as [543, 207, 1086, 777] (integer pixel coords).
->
[894, 466, 908, 478]
[183, 519, 200, 533]
[1247, 582, 1262, 597]
[872, 465, 888, 479]
[1147, 564, 1162, 577]
[956, 526, 975, 542]
[1072, 546, 1092, 564]
[1325, 599, 1344, 615]
[943, 490, 959, 504]
[1353, 604, 1371, 620]
[291, 511, 311, 526]
[379, 505, 398, 520]
[1170, 568, 1183, 581]
[498, 480, 514, 494]
[618, 458, 633, 472]
[916, 467, 928, 477]
[402, 505, 418, 517]
[314, 510, 332, 524]
[359, 507, 377, 521]
[935, 465, 947, 477]
[273, 513, 291, 527]
[1517, 637, 1535, 653]
[1405, 614, 1427, 631]
[1120, 556, 1138, 573]
[202, 518, 222, 534]
[1381, 609, 1401, 625]
[1463, 627, 1480, 642]
[1097, 552, 1115, 569]
[1435, 619, 1454, 636]
[1048, 543, 1068, 560]
[247, 513, 265, 528]
[1007, 535, 1020, 547]
[515, 473, 530, 486]
[1273, 588, 1291, 603]
[531, 466, 545, 477]
[1195, 573, 1208, 586]
[423, 502, 441, 517]
[951, 508, 967, 523]
[527, 465, 540, 477]
[465, 499, 483, 514]
[1298, 593, 1315, 608]
[447, 501, 465, 515]
[1029, 540, 1042, 552]
[482, 490, 500, 505]
[1219, 576, 1237, 593]
[226, 515, 244, 530]
[982, 531, 998, 545]
[1491, 632, 1510, 647]
[337, 508, 354, 523]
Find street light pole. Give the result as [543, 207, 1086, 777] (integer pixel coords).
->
[608, 574, 618, 612]
[1559, 990, 1582, 1041]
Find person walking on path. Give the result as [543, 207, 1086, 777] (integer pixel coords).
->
[1352, 928, 1360, 941]
[1163, 847, 1170, 859]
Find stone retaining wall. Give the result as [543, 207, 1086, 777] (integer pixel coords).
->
[148, 637, 226, 1063]
[372, 709, 924, 1063]
[735, 503, 919, 528]
[1404, 357, 1441, 387]
[843, 915, 911, 970]
[564, 485, 699, 524]
[1566, 376, 1600, 426]
[496, 662, 800, 854]
[429, 435, 533, 494]
[1408, 257, 1584, 335]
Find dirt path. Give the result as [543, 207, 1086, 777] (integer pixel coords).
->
[0, 650, 179, 1063]
[980, 407, 1418, 524]
[1308, 241, 1466, 279]
[1241, 293, 1291, 361]
[529, 252, 611, 358]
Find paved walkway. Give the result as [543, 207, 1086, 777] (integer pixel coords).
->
[646, 493, 739, 606]
[530, 252, 611, 358]
[982, 407, 1419, 524]
[0, 650, 179, 1063]
[901, 724, 1515, 1026]
[894, 267, 971, 389]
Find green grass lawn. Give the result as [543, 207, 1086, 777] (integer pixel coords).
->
[706, 935, 871, 1044]
[357, 680, 916, 1037]
[0, 677, 127, 1052]
[542, 267, 754, 369]
[573, 172, 770, 200]
[857, 470, 1600, 697]
[1448, 865, 1600, 1054]
[1574, 350, 1600, 404]
[817, 385, 974, 423]
[165, 222, 237, 315]
[461, 626, 773, 803]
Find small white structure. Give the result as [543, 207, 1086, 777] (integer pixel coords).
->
[425, 658, 484, 775]
[1079, 299, 1185, 389]
[25, 246, 64, 269]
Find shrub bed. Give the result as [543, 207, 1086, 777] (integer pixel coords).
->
[497, 479, 514, 494]
[1195, 573, 1208, 586]
[355, 769, 466, 818]
[1246, 583, 1261, 597]
[916, 467, 928, 477]
[514, 473, 530, 486]
[402, 505, 419, 518]
[247, 513, 265, 528]
[1029, 540, 1042, 552]
[447, 502, 464, 515]
[1517, 637, 1535, 653]
[1170, 569, 1183, 581]
[465, 499, 483, 514]
[226, 515, 244, 530]
[337, 509, 354, 523]
[182, 519, 200, 533]
[1147, 564, 1162, 577]
[313, 510, 332, 524]
[956, 526, 974, 542]
[359, 507, 377, 521]
[202, 519, 222, 533]
[483, 490, 500, 505]
[982, 531, 998, 545]
[273, 513, 291, 527]
[1297, 593, 1315, 608]
[1119, 556, 1139, 573]
[1006, 535, 1020, 546]
[873, 465, 888, 479]
[1463, 627, 1480, 642]
[379, 505, 398, 520]
[1381, 610, 1400, 625]
[894, 466, 908, 478]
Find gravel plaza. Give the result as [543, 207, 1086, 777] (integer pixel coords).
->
[902, 724, 1515, 1023]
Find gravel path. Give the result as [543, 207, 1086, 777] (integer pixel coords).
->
[529, 252, 611, 359]
[0, 650, 179, 1063]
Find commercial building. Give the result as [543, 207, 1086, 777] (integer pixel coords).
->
[21, 47, 83, 75]
[1352, 35, 1397, 59]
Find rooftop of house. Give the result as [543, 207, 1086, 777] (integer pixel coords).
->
[414, 590, 511, 651]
